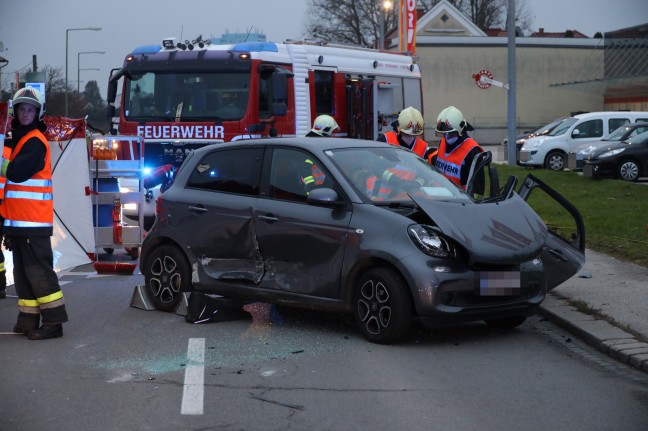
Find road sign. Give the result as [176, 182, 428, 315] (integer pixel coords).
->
[472, 69, 493, 89]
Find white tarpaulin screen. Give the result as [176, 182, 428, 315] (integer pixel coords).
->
[3, 116, 93, 286]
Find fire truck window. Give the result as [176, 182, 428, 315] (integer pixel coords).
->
[186, 148, 263, 196]
[314, 71, 334, 114]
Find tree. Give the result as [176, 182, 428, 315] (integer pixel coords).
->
[305, 0, 532, 47]
[82, 80, 109, 132]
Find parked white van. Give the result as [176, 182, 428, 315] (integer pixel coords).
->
[518, 111, 648, 170]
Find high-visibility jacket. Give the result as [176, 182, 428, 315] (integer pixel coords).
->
[2, 129, 54, 235]
[0, 145, 11, 200]
[434, 137, 482, 189]
[301, 158, 325, 188]
[383, 131, 428, 158]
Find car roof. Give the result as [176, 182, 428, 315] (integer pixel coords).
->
[192, 137, 392, 156]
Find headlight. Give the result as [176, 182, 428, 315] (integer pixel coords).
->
[599, 148, 625, 158]
[515, 138, 526, 145]
[408, 225, 455, 258]
[578, 146, 595, 155]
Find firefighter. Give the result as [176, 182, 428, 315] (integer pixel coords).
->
[378, 107, 428, 158]
[1, 86, 69, 340]
[306, 114, 340, 137]
[431, 105, 484, 193]
[0, 143, 8, 299]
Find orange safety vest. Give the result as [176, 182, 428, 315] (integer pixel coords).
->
[383, 131, 428, 158]
[0, 145, 11, 200]
[1, 129, 54, 231]
[434, 137, 482, 189]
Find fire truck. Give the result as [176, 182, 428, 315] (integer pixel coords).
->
[105, 38, 424, 227]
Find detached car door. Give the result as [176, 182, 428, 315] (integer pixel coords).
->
[517, 174, 586, 290]
[254, 147, 352, 299]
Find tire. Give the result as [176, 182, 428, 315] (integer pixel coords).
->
[485, 316, 527, 329]
[353, 268, 413, 344]
[617, 159, 640, 182]
[545, 151, 565, 171]
[142, 244, 191, 312]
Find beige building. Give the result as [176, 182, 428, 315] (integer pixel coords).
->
[393, 0, 647, 144]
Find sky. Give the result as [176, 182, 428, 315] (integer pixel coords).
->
[1, 0, 647, 99]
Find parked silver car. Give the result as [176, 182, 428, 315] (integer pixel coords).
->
[140, 138, 585, 343]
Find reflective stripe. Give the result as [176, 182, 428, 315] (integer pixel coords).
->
[5, 191, 53, 200]
[6, 179, 52, 187]
[19, 298, 40, 308]
[4, 220, 53, 228]
[37, 290, 64, 305]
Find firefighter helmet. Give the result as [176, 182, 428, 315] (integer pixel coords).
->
[12, 86, 46, 120]
[435, 106, 467, 135]
[310, 115, 340, 137]
[398, 107, 424, 136]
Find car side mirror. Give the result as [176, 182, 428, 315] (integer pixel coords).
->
[307, 188, 345, 207]
[571, 128, 581, 137]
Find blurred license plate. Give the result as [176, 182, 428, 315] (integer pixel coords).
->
[476, 271, 521, 296]
[583, 164, 594, 177]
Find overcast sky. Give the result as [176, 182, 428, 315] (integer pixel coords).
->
[1, 0, 647, 98]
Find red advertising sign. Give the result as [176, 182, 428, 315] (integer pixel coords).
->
[400, 0, 417, 54]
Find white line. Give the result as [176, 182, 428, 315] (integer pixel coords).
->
[181, 337, 205, 415]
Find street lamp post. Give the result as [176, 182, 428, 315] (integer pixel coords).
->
[77, 51, 105, 92]
[378, 0, 393, 51]
[65, 27, 101, 117]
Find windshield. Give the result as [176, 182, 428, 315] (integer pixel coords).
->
[124, 71, 251, 122]
[533, 118, 566, 135]
[548, 118, 578, 136]
[626, 130, 648, 145]
[605, 124, 634, 141]
[327, 147, 470, 203]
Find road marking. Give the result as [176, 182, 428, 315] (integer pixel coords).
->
[181, 337, 205, 415]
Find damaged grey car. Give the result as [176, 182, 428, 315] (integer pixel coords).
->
[140, 138, 585, 344]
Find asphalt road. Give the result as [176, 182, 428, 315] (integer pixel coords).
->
[1, 263, 647, 431]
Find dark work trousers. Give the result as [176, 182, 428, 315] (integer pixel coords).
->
[11, 235, 68, 325]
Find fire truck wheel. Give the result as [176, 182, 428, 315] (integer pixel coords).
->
[353, 267, 413, 344]
[143, 244, 191, 312]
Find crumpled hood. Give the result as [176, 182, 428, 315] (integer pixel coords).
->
[410, 194, 548, 265]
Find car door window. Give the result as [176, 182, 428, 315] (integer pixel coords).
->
[268, 148, 333, 203]
[575, 119, 603, 138]
[186, 147, 263, 195]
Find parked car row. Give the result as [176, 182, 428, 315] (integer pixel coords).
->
[570, 122, 648, 170]
[140, 137, 585, 344]
[518, 111, 648, 171]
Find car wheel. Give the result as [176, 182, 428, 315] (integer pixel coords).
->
[545, 151, 565, 171]
[485, 316, 527, 329]
[617, 159, 640, 182]
[142, 244, 191, 311]
[354, 268, 413, 344]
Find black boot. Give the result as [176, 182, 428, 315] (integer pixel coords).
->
[14, 313, 40, 336]
[28, 324, 63, 340]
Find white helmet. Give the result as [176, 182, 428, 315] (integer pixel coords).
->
[398, 107, 424, 136]
[12, 86, 46, 120]
[435, 105, 467, 135]
[310, 115, 340, 137]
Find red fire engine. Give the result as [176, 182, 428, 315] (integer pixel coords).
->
[105, 38, 424, 226]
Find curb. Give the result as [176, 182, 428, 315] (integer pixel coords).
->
[538, 293, 648, 374]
